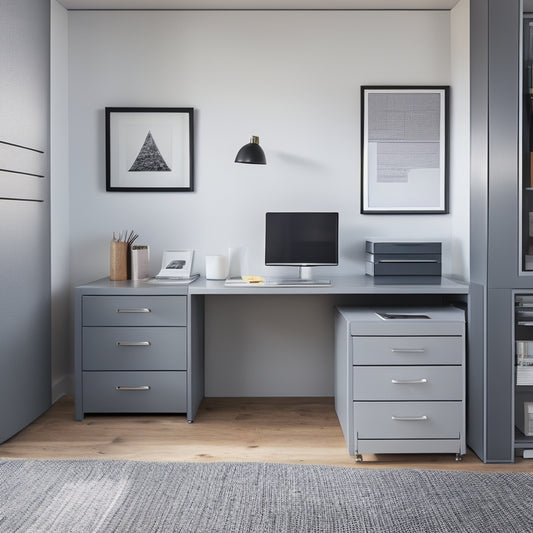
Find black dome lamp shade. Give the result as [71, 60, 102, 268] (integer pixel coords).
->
[235, 135, 267, 165]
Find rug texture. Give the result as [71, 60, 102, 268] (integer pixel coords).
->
[0, 459, 531, 532]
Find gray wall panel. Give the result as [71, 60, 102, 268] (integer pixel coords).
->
[487, 0, 521, 288]
[0, 0, 51, 443]
[0, 200, 50, 442]
[469, 0, 489, 287]
[466, 283, 486, 460]
[0, 0, 50, 150]
[469, 0, 524, 462]
[485, 288, 515, 461]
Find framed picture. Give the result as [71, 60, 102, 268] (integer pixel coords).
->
[361, 86, 449, 214]
[155, 250, 194, 279]
[106, 107, 194, 192]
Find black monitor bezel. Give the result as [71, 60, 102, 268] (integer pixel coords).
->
[264, 211, 339, 267]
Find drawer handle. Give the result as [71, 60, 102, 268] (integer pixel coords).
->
[391, 348, 425, 353]
[115, 386, 151, 391]
[378, 259, 438, 263]
[391, 415, 428, 421]
[116, 308, 151, 313]
[391, 378, 428, 384]
[116, 341, 151, 347]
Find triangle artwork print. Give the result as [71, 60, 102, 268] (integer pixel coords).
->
[129, 131, 171, 172]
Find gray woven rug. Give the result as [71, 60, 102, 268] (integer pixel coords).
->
[0, 460, 532, 532]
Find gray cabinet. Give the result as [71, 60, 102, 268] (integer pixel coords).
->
[75, 280, 193, 420]
[0, 0, 51, 443]
[335, 306, 466, 461]
[470, 0, 533, 462]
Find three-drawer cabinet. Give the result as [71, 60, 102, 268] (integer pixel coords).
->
[334, 306, 466, 461]
[74, 279, 196, 421]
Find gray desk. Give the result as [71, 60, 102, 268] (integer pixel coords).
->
[189, 275, 468, 296]
[75, 276, 468, 423]
[188, 275, 468, 422]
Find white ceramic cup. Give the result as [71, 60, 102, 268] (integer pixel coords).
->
[205, 255, 229, 280]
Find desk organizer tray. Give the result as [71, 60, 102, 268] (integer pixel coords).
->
[365, 240, 442, 276]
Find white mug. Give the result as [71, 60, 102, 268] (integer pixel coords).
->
[205, 255, 229, 280]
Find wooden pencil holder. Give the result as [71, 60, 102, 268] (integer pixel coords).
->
[110, 241, 129, 281]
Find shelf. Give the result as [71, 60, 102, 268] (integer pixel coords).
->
[514, 427, 533, 449]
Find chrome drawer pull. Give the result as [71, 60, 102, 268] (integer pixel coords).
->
[391, 378, 428, 384]
[378, 259, 438, 263]
[391, 348, 425, 353]
[116, 341, 151, 347]
[116, 308, 151, 313]
[115, 386, 151, 391]
[391, 415, 428, 421]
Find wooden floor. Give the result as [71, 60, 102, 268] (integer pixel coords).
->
[0, 397, 531, 471]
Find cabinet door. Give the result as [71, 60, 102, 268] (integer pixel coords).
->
[0, 0, 51, 443]
[0, 200, 50, 442]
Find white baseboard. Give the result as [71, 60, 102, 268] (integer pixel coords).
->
[51, 373, 74, 403]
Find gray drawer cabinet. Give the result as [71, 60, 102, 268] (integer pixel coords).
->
[75, 280, 193, 421]
[335, 306, 466, 462]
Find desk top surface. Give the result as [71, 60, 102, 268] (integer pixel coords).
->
[189, 275, 468, 295]
[77, 275, 469, 296]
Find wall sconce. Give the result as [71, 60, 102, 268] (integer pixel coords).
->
[235, 136, 267, 165]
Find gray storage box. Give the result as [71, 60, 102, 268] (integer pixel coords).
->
[365, 241, 442, 276]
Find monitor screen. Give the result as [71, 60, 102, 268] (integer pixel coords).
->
[265, 212, 339, 266]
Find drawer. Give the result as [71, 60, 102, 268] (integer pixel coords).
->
[82, 296, 186, 327]
[352, 336, 463, 365]
[353, 366, 462, 401]
[354, 401, 462, 439]
[82, 371, 186, 413]
[348, 308, 465, 336]
[83, 327, 186, 371]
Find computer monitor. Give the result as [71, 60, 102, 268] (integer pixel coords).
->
[265, 212, 339, 282]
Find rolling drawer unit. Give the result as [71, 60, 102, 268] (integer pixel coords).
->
[75, 279, 193, 421]
[335, 306, 466, 461]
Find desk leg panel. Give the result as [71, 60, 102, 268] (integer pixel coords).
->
[188, 294, 205, 422]
[334, 309, 354, 454]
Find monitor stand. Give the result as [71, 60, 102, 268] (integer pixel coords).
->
[266, 266, 332, 286]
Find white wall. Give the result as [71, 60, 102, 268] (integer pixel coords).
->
[50, 0, 71, 400]
[62, 9, 467, 396]
[450, 0, 470, 279]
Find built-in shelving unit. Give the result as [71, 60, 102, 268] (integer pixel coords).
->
[517, 15, 533, 457]
[522, 18, 533, 272]
[514, 295, 533, 456]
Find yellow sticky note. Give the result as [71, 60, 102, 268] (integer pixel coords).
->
[242, 275, 264, 284]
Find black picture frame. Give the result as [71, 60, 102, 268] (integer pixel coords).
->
[106, 107, 194, 192]
[360, 86, 449, 214]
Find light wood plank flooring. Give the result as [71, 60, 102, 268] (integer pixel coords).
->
[0, 397, 531, 471]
